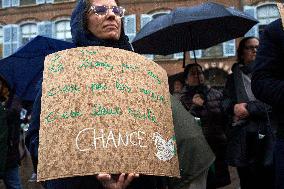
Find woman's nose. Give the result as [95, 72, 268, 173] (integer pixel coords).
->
[106, 8, 116, 18]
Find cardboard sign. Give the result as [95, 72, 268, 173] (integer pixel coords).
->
[37, 46, 180, 181]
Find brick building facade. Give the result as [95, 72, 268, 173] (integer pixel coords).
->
[0, 0, 281, 88]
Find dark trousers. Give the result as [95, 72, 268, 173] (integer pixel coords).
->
[275, 138, 284, 189]
[3, 166, 22, 189]
[237, 164, 274, 189]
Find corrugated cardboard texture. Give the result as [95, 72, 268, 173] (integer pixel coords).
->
[37, 46, 180, 181]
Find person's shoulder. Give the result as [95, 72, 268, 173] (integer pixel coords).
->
[264, 18, 283, 34]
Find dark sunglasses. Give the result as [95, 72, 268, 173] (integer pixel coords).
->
[89, 5, 125, 18]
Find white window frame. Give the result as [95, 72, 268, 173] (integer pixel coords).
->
[173, 52, 184, 59]
[2, 0, 11, 8]
[256, 3, 280, 34]
[189, 50, 202, 59]
[223, 39, 236, 57]
[124, 14, 136, 43]
[37, 21, 53, 38]
[244, 5, 259, 37]
[36, 0, 53, 4]
[54, 19, 71, 41]
[3, 24, 20, 58]
[20, 22, 37, 46]
[2, 0, 19, 8]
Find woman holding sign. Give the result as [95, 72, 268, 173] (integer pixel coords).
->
[27, 0, 165, 188]
[26, 0, 215, 188]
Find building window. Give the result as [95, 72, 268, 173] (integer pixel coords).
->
[0, 26, 3, 59]
[3, 25, 20, 58]
[190, 39, 235, 59]
[37, 21, 53, 38]
[201, 45, 223, 58]
[55, 20, 71, 42]
[124, 14, 136, 43]
[257, 4, 280, 34]
[20, 0, 36, 6]
[244, 4, 280, 37]
[2, 0, 19, 8]
[21, 23, 37, 45]
[54, 0, 72, 2]
[36, 0, 53, 4]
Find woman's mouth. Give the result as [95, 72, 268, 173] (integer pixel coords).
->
[104, 24, 118, 30]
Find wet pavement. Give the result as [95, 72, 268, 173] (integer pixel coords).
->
[0, 155, 239, 189]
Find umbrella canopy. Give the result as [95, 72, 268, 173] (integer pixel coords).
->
[0, 35, 75, 101]
[132, 2, 258, 55]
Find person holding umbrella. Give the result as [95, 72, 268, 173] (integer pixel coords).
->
[179, 64, 230, 189]
[25, 0, 215, 188]
[222, 37, 275, 189]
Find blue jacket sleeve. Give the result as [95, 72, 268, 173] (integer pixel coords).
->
[252, 19, 284, 108]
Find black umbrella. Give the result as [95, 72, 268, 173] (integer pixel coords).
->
[132, 2, 258, 65]
[0, 35, 75, 101]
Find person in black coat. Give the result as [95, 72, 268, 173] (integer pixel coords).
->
[251, 18, 284, 189]
[222, 37, 274, 189]
[0, 77, 23, 189]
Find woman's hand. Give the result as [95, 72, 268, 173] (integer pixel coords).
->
[234, 103, 249, 120]
[96, 173, 139, 189]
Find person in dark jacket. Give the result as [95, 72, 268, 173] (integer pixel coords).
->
[251, 17, 284, 189]
[180, 64, 230, 189]
[222, 37, 274, 189]
[0, 77, 22, 189]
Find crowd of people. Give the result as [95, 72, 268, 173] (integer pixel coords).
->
[0, 0, 283, 188]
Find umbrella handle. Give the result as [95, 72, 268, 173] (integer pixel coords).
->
[192, 50, 198, 64]
[182, 50, 197, 68]
[188, 28, 198, 65]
